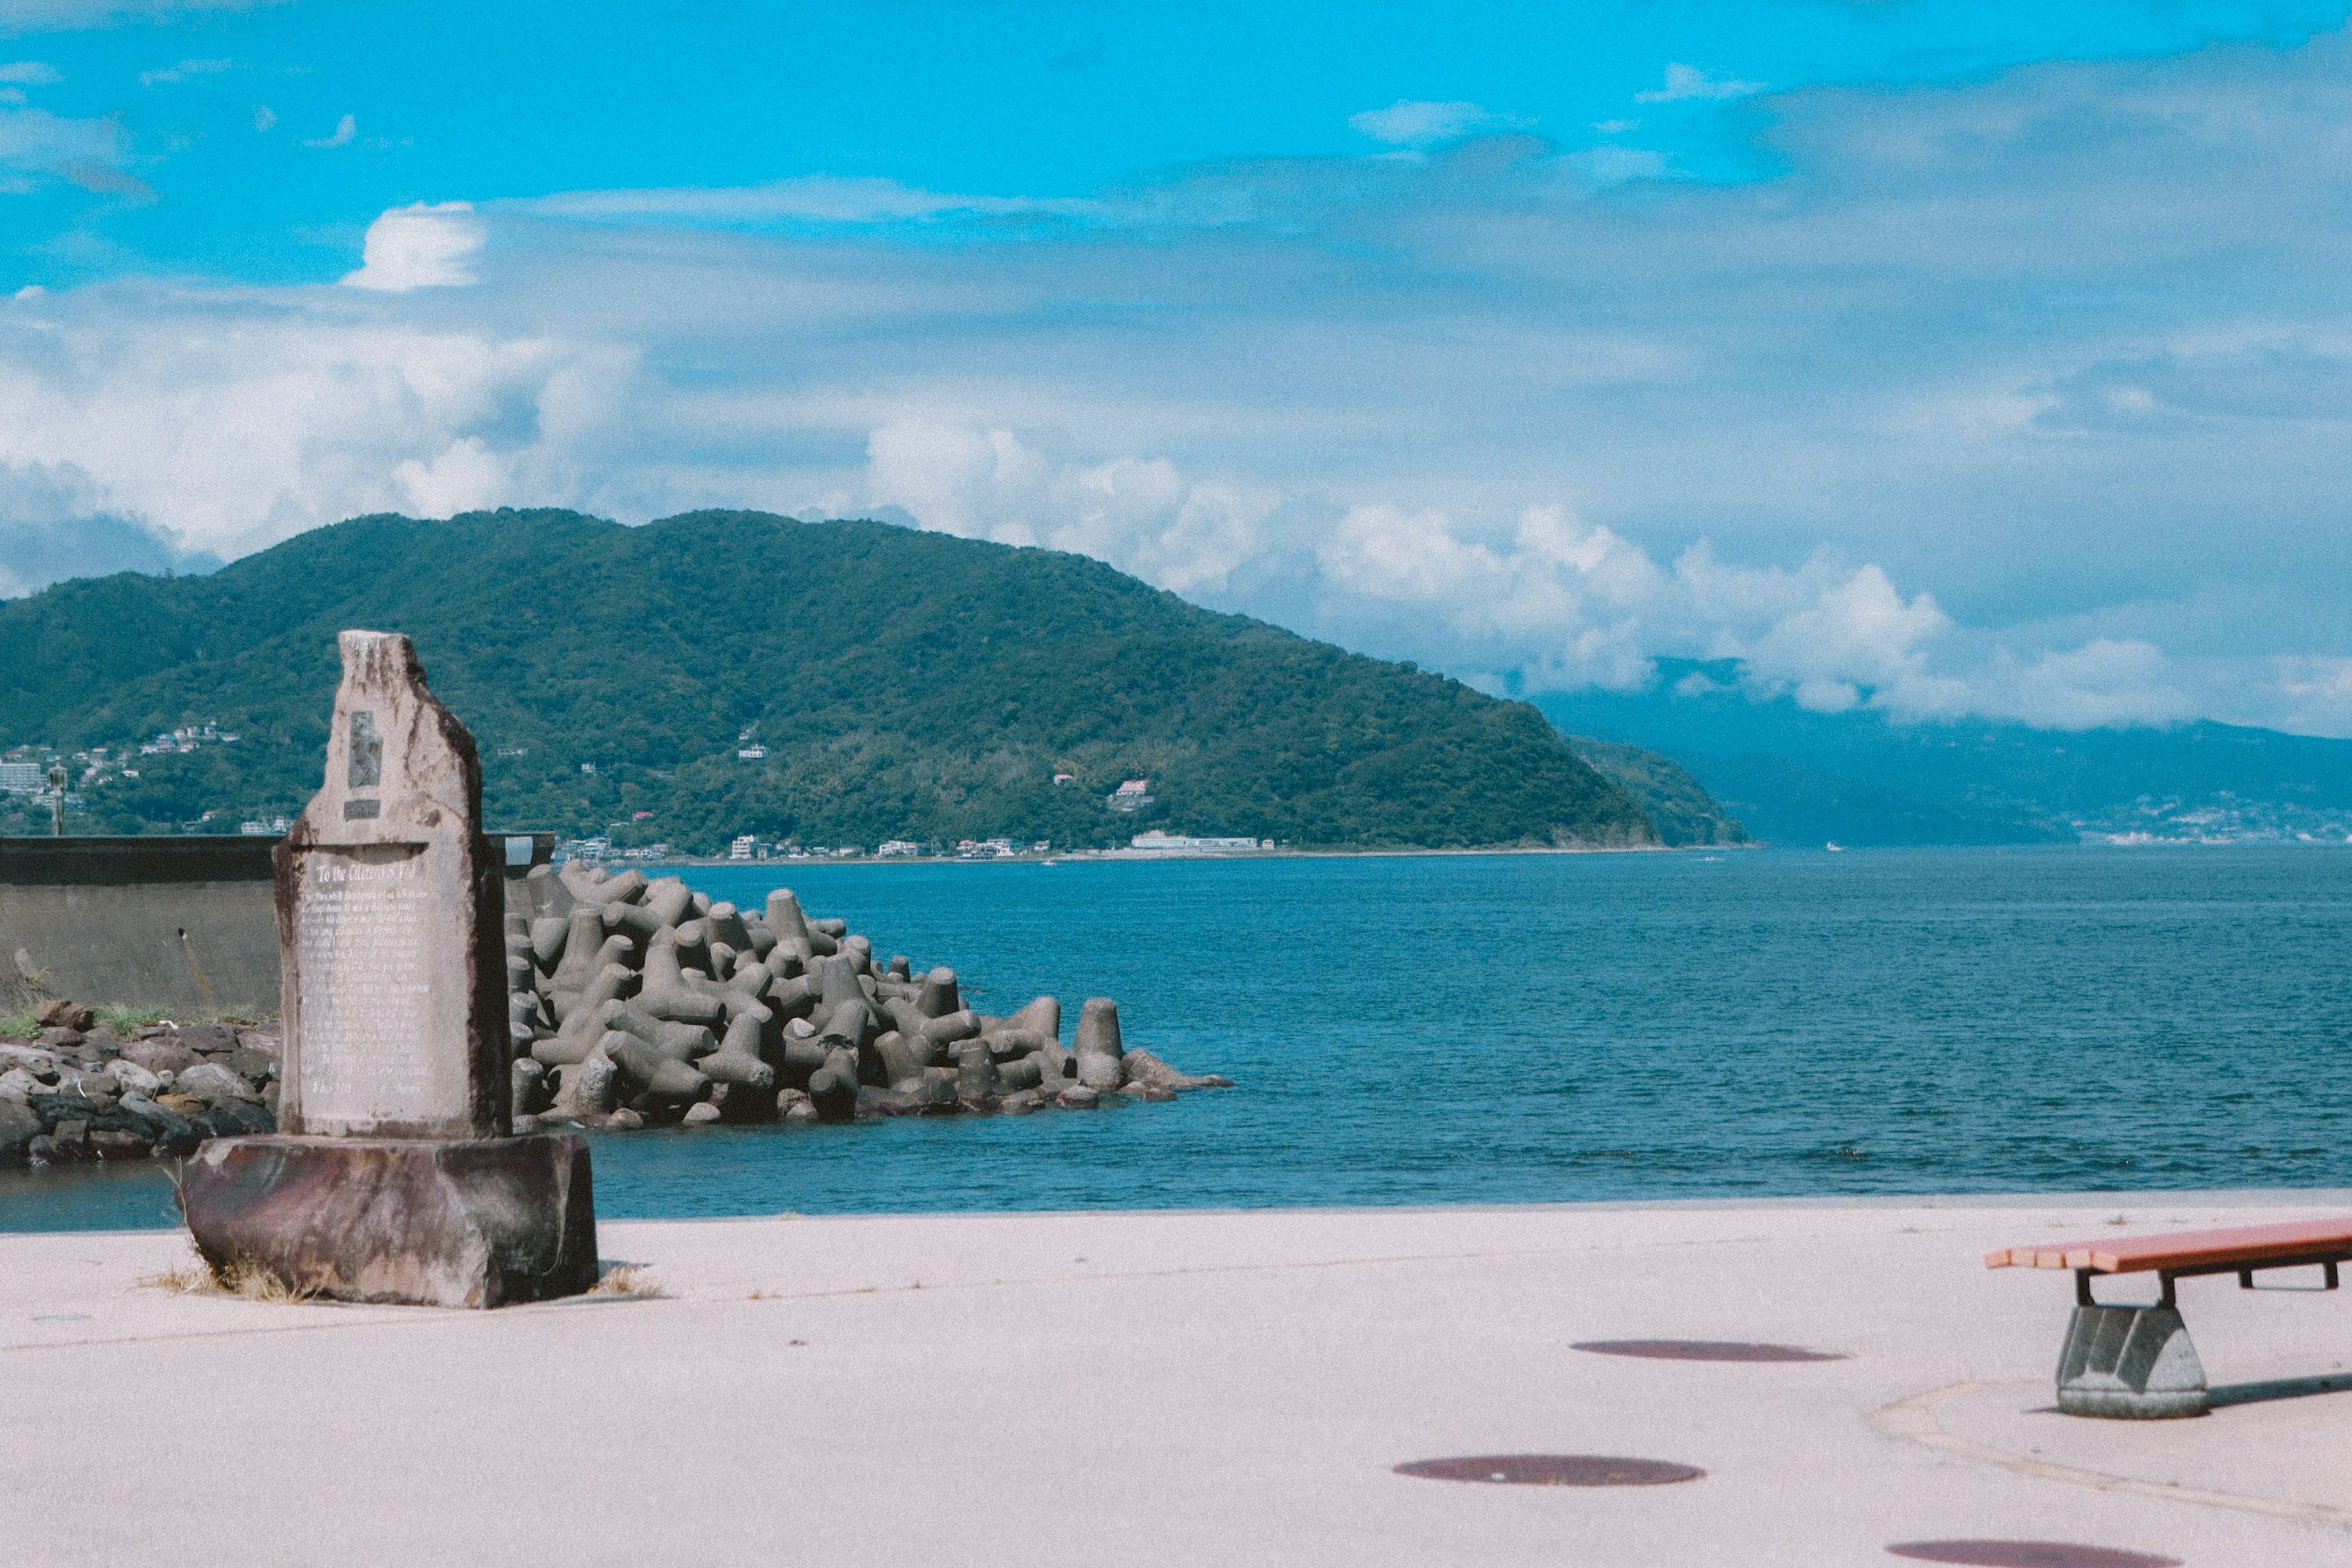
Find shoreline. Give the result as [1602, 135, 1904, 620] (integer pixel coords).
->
[635, 840, 1758, 869]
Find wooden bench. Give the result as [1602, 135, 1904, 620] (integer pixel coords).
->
[1987, 1216, 2352, 1419]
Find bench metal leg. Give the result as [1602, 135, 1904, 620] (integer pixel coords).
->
[2056, 1270, 2208, 1419]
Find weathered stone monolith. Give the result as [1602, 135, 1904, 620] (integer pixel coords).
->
[179, 631, 598, 1308]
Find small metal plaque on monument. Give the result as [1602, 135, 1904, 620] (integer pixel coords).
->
[181, 631, 597, 1307]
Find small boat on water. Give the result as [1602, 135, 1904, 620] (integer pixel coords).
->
[1825, 841, 1847, 853]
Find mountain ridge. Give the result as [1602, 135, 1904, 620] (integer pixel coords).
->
[0, 508, 1736, 852]
[1535, 659, 2352, 846]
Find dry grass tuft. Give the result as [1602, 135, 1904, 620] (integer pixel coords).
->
[590, 1264, 663, 1298]
[137, 1259, 223, 1295]
[217, 1260, 321, 1303]
[135, 1253, 319, 1303]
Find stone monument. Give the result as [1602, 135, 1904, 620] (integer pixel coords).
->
[180, 631, 598, 1307]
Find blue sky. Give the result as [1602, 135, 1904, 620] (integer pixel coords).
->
[6, 1, 2352, 733]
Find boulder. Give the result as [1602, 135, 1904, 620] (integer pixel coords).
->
[34, 999, 94, 1031]
[173, 1063, 260, 1104]
[121, 1037, 198, 1077]
[118, 1093, 200, 1155]
[681, 1101, 723, 1126]
[1056, 1084, 1100, 1109]
[176, 1023, 238, 1053]
[88, 1128, 152, 1161]
[224, 1048, 277, 1084]
[108, 1058, 165, 1096]
[0, 1099, 40, 1162]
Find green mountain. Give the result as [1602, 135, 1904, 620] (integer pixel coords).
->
[0, 508, 1687, 853]
[1562, 737, 1748, 847]
[1536, 659, 2352, 846]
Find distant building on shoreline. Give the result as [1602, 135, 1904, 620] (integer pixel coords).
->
[1129, 830, 1264, 852]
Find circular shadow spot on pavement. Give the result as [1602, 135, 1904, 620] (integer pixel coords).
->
[1887, 1542, 2182, 1567]
[1394, 1455, 1703, 1487]
[1574, 1340, 1845, 1363]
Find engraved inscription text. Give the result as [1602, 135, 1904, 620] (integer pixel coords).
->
[294, 842, 453, 1126]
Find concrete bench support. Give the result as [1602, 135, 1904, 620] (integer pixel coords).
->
[2056, 1268, 2208, 1419]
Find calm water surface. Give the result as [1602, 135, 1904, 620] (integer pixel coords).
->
[6, 845, 2348, 1231]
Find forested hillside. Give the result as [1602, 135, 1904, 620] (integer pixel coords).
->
[0, 509, 1677, 852]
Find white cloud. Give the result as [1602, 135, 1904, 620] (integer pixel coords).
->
[1636, 63, 1764, 103]
[250, 103, 272, 130]
[524, 175, 1094, 228]
[864, 422, 1275, 595]
[0, 61, 60, 84]
[0, 101, 130, 189]
[0, 458, 217, 598]
[301, 111, 353, 149]
[138, 57, 232, 87]
[1347, 100, 1521, 148]
[858, 426, 2192, 729]
[2274, 655, 2352, 737]
[341, 201, 484, 292]
[0, 282, 633, 558]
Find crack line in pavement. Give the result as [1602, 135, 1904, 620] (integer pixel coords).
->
[1872, 1381, 2352, 1529]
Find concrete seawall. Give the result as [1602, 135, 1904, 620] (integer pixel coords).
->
[1, 834, 552, 1016]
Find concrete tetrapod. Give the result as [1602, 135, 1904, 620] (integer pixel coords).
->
[1074, 998, 1126, 1091]
[475, 872, 1231, 1140]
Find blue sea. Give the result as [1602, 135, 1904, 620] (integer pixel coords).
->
[6, 845, 2349, 1232]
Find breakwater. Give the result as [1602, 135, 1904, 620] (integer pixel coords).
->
[505, 859, 1229, 1128]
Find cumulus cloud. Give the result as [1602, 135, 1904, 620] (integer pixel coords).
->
[1636, 63, 1763, 102]
[1347, 100, 1521, 148]
[0, 281, 633, 557]
[864, 423, 1276, 596]
[0, 61, 61, 83]
[0, 459, 217, 597]
[856, 424, 2195, 729]
[341, 201, 484, 291]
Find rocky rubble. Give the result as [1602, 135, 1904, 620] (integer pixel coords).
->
[0, 1005, 280, 1169]
[506, 862, 1229, 1129]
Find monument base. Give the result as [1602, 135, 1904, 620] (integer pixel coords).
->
[180, 1132, 598, 1308]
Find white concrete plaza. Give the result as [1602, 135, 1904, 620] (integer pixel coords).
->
[5, 1194, 2349, 1565]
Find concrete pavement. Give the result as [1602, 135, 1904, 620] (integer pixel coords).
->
[4, 1194, 2349, 1565]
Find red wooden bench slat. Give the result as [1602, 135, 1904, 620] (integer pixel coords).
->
[1984, 1216, 2352, 1275]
